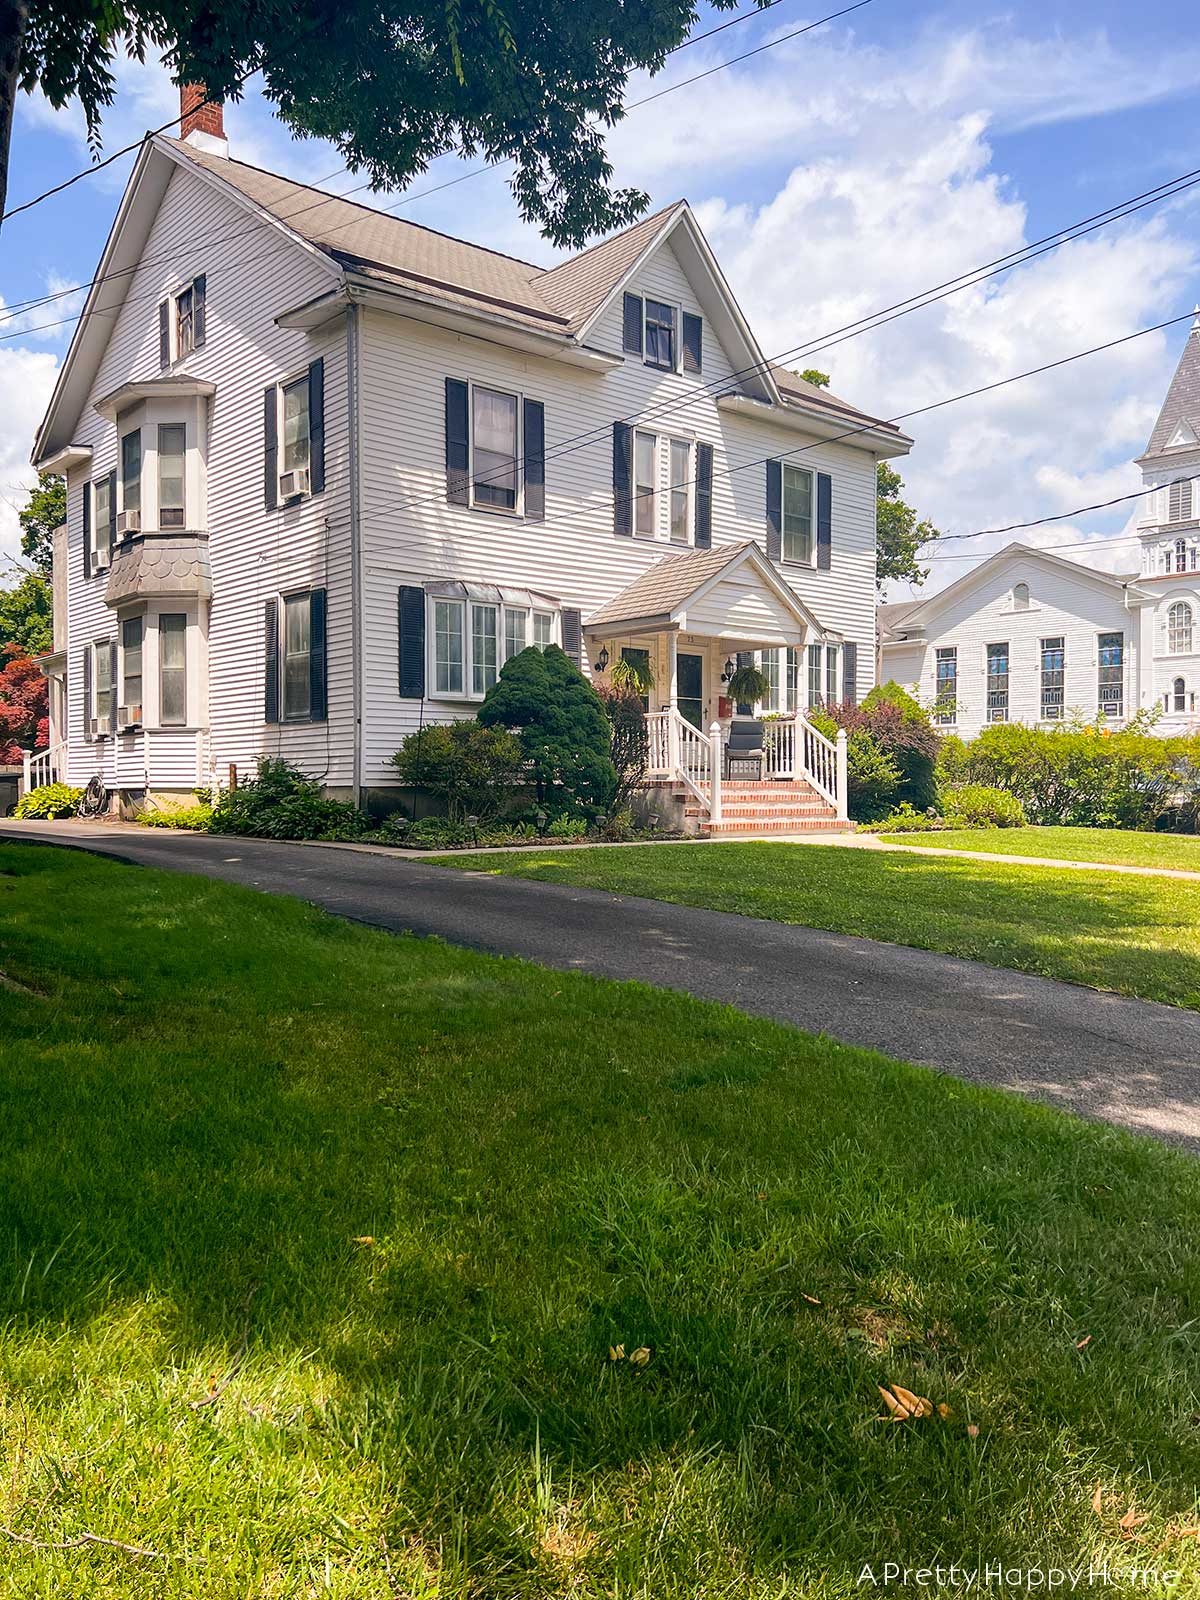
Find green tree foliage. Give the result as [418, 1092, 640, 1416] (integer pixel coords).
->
[598, 686, 649, 816]
[811, 681, 940, 822]
[3, 1, 768, 242]
[17, 474, 63, 576]
[478, 645, 616, 819]
[877, 461, 940, 590]
[799, 368, 831, 388]
[390, 720, 525, 824]
[0, 571, 51, 656]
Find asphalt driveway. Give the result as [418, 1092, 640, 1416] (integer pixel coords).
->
[4, 820, 1200, 1152]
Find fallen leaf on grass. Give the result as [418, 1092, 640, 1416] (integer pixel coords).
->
[351, 1236, 375, 1247]
[1093, 1486, 1104, 1519]
[1119, 1507, 1149, 1540]
[608, 1345, 625, 1362]
[877, 1384, 933, 1421]
[802, 1293, 822, 1306]
[936, 1403, 952, 1420]
[629, 1347, 651, 1367]
[1076, 1334, 1091, 1350]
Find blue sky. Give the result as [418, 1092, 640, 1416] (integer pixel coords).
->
[2, 0, 1198, 593]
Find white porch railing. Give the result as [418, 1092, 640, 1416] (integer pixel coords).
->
[21, 741, 66, 794]
[645, 708, 849, 823]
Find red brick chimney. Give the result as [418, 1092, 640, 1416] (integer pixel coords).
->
[180, 84, 227, 152]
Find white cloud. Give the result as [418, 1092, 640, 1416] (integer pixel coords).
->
[0, 348, 60, 560]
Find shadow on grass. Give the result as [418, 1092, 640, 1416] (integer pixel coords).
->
[2, 842, 1200, 1593]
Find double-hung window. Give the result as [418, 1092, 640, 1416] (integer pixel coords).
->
[1040, 637, 1065, 721]
[94, 639, 114, 731]
[121, 431, 142, 529]
[935, 646, 957, 725]
[785, 648, 800, 712]
[533, 611, 556, 651]
[503, 607, 528, 663]
[471, 603, 499, 697]
[120, 617, 143, 724]
[433, 599, 465, 697]
[759, 650, 782, 713]
[472, 387, 519, 510]
[94, 474, 114, 570]
[1097, 631, 1124, 719]
[825, 644, 839, 705]
[283, 592, 313, 721]
[176, 283, 195, 359]
[644, 300, 676, 369]
[669, 439, 691, 543]
[157, 423, 186, 528]
[281, 376, 311, 496]
[160, 613, 187, 726]
[1177, 538, 1189, 574]
[807, 643, 822, 708]
[634, 431, 656, 536]
[986, 642, 1009, 722]
[782, 465, 814, 564]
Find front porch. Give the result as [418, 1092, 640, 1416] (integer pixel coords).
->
[584, 541, 849, 836]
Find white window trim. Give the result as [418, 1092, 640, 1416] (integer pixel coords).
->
[934, 646, 957, 726]
[467, 379, 524, 518]
[277, 370, 313, 503]
[780, 462, 816, 569]
[632, 430, 695, 545]
[163, 274, 204, 368]
[427, 597, 558, 702]
[279, 590, 315, 723]
[117, 614, 145, 731]
[641, 297, 682, 374]
[91, 473, 116, 575]
[92, 638, 115, 737]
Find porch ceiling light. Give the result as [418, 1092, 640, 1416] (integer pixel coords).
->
[595, 644, 610, 673]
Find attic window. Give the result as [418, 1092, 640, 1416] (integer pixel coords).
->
[645, 300, 676, 369]
[1013, 582, 1030, 610]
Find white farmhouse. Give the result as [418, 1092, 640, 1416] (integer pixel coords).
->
[879, 320, 1200, 740]
[30, 92, 912, 834]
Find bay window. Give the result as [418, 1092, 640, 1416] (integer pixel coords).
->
[120, 616, 143, 723]
[782, 465, 814, 564]
[472, 386, 518, 510]
[157, 423, 186, 528]
[160, 613, 187, 725]
[471, 603, 499, 697]
[431, 598, 558, 699]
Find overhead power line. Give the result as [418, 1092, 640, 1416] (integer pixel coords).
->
[927, 474, 1197, 545]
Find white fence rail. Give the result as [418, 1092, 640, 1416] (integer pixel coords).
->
[649, 708, 847, 822]
[21, 742, 66, 794]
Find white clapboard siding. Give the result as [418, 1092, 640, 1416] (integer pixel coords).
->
[357, 236, 879, 781]
[64, 161, 354, 791]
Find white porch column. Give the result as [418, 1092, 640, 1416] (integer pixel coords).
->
[835, 727, 849, 822]
[709, 721, 723, 824]
[666, 631, 679, 776]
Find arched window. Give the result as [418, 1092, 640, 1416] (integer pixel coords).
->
[1012, 582, 1030, 610]
[1163, 547, 1174, 574]
[1177, 538, 1189, 573]
[1169, 601, 1193, 653]
[1174, 677, 1187, 713]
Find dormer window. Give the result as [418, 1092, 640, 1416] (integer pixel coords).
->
[176, 284, 195, 359]
[622, 292, 703, 374]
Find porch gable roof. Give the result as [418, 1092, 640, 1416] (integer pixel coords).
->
[584, 540, 825, 640]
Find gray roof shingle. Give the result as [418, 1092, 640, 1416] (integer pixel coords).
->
[586, 541, 758, 627]
[1140, 324, 1200, 461]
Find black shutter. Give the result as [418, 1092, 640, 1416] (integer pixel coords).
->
[523, 398, 545, 521]
[842, 641, 858, 705]
[695, 440, 713, 549]
[817, 472, 832, 570]
[765, 459, 782, 564]
[682, 312, 703, 374]
[264, 600, 279, 723]
[193, 274, 207, 348]
[398, 586, 426, 698]
[158, 300, 171, 369]
[562, 608, 582, 668]
[263, 387, 278, 511]
[82, 642, 93, 742]
[622, 293, 643, 356]
[106, 471, 116, 555]
[309, 587, 327, 721]
[308, 358, 325, 494]
[81, 481, 91, 580]
[613, 422, 632, 536]
[445, 377, 470, 505]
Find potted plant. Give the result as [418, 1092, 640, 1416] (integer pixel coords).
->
[726, 663, 771, 706]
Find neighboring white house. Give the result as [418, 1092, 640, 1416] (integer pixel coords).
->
[879, 319, 1200, 740]
[30, 91, 912, 834]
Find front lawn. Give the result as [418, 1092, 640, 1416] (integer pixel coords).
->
[3, 842, 1200, 1596]
[435, 841, 1200, 1010]
[879, 824, 1200, 873]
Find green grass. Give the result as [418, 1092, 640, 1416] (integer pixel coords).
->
[433, 841, 1200, 1010]
[4, 842, 1200, 1596]
[879, 824, 1200, 873]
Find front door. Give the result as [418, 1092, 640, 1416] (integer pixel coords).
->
[677, 652, 704, 730]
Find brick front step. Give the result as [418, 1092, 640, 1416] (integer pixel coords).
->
[685, 803, 834, 820]
[700, 817, 850, 837]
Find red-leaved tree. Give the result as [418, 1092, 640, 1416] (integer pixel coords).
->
[0, 645, 48, 763]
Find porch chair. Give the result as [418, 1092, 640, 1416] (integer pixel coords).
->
[725, 719, 765, 781]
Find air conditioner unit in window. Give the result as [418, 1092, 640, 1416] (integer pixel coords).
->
[117, 510, 140, 534]
[118, 705, 143, 729]
[94, 713, 113, 737]
[278, 468, 310, 500]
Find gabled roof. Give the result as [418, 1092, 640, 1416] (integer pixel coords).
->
[1139, 320, 1200, 463]
[35, 133, 907, 465]
[584, 539, 825, 637]
[879, 541, 1147, 643]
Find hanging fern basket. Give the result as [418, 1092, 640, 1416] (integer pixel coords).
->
[726, 664, 771, 705]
